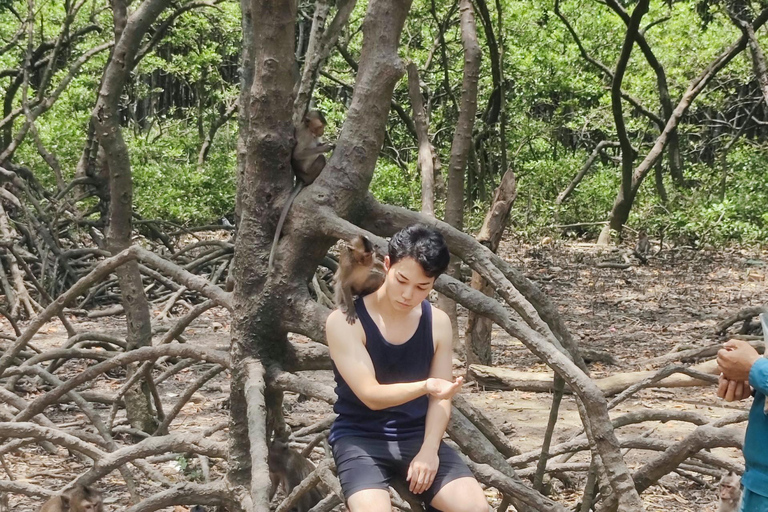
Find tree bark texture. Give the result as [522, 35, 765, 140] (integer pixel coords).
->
[230, 0, 297, 508]
[465, 166, 516, 368]
[406, 63, 435, 217]
[438, 0, 481, 346]
[93, 0, 172, 433]
[232, 0, 414, 507]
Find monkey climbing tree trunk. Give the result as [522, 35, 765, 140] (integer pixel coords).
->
[465, 167, 516, 369]
[231, 0, 415, 507]
[437, 0, 481, 346]
[92, 0, 172, 433]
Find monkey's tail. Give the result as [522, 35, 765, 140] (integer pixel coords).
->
[268, 183, 305, 271]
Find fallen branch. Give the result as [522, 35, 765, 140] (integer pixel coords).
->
[715, 305, 768, 334]
[10, 345, 229, 423]
[154, 365, 226, 435]
[631, 424, 743, 493]
[648, 338, 764, 365]
[82, 433, 226, 485]
[123, 480, 235, 512]
[469, 359, 719, 396]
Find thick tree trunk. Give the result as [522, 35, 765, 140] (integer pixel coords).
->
[230, 0, 297, 508]
[93, 0, 172, 433]
[232, 0, 416, 507]
[438, 0, 481, 346]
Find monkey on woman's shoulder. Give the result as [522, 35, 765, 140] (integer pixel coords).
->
[333, 235, 385, 324]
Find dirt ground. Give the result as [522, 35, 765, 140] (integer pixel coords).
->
[1, 240, 767, 511]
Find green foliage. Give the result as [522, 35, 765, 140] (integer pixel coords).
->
[358, 0, 768, 245]
[1, 0, 766, 246]
[370, 160, 418, 208]
[648, 145, 768, 244]
[128, 121, 237, 224]
[175, 455, 205, 482]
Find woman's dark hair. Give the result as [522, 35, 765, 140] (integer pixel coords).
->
[388, 224, 450, 278]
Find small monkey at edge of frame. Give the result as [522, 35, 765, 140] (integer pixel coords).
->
[38, 485, 103, 512]
[268, 438, 324, 512]
[717, 472, 741, 512]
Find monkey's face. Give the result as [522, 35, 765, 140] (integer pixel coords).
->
[348, 237, 374, 266]
[268, 439, 290, 470]
[79, 497, 103, 512]
[382, 256, 434, 311]
[719, 474, 741, 502]
[720, 482, 738, 501]
[354, 249, 373, 266]
[307, 117, 325, 137]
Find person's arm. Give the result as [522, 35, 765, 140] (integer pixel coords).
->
[326, 309, 460, 411]
[407, 308, 461, 494]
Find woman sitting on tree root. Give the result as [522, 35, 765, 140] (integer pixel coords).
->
[326, 224, 489, 512]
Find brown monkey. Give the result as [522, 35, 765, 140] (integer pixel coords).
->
[268, 438, 324, 512]
[291, 110, 334, 185]
[333, 235, 386, 324]
[268, 110, 334, 270]
[38, 485, 103, 512]
[718, 472, 741, 512]
[633, 229, 650, 264]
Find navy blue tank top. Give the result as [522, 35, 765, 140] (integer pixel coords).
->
[329, 298, 434, 443]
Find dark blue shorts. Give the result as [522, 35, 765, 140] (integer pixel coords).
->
[331, 435, 474, 508]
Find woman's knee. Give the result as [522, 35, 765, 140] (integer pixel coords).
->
[430, 477, 488, 512]
[347, 488, 391, 512]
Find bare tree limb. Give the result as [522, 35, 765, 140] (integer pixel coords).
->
[556, 141, 621, 204]
[611, 0, 648, 205]
[599, 6, 768, 241]
[406, 63, 435, 217]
